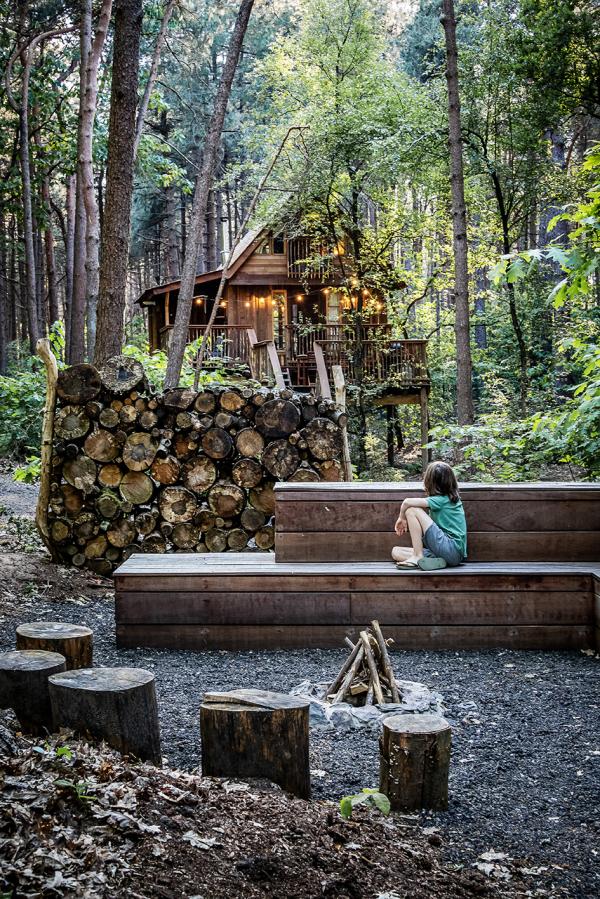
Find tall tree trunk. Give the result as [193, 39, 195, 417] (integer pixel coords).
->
[94, 0, 143, 365]
[70, 3, 92, 363]
[42, 181, 59, 325]
[6, 33, 51, 352]
[64, 174, 76, 357]
[0, 215, 8, 373]
[441, 0, 473, 425]
[490, 171, 529, 413]
[81, 0, 113, 361]
[164, 185, 180, 279]
[164, 0, 255, 388]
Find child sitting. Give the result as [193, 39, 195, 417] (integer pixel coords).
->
[392, 461, 467, 570]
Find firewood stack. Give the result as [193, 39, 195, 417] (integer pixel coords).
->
[327, 621, 401, 706]
[45, 355, 345, 576]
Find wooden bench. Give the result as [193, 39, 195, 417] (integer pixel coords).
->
[275, 482, 600, 562]
[114, 482, 600, 651]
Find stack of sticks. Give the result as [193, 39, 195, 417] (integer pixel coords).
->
[326, 620, 401, 706]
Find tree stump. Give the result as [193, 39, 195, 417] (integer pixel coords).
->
[0, 650, 66, 734]
[379, 714, 451, 812]
[49, 667, 161, 764]
[200, 689, 310, 798]
[16, 622, 93, 670]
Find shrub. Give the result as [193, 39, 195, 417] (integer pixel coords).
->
[0, 368, 46, 460]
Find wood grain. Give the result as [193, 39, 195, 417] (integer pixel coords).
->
[116, 623, 595, 651]
[274, 531, 600, 562]
[275, 498, 600, 533]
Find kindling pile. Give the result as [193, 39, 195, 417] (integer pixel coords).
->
[45, 355, 345, 575]
[326, 621, 402, 705]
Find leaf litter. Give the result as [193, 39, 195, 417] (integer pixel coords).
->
[0, 719, 533, 899]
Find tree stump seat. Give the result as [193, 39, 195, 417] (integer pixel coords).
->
[16, 621, 93, 669]
[379, 713, 451, 812]
[200, 689, 310, 798]
[0, 650, 66, 735]
[49, 667, 161, 764]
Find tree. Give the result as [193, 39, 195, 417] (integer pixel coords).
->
[440, 0, 473, 425]
[164, 0, 255, 388]
[78, 0, 113, 361]
[94, 0, 143, 365]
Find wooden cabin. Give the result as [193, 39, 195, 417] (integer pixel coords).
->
[137, 227, 429, 395]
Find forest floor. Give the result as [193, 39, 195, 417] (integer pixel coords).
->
[0, 473, 599, 898]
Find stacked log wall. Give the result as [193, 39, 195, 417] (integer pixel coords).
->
[46, 356, 345, 576]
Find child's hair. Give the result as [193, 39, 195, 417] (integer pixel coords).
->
[423, 461, 460, 503]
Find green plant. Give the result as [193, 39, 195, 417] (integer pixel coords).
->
[54, 778, 97, 805]
[339, 788, 390, 820]
[14, 455, 42, 483]
[0, 368, 46, 460]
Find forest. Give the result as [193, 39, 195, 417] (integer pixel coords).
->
[1, 3, 600, 897]
[0, 0, 598, 481]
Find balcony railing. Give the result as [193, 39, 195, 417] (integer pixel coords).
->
[162, 322, 428, 387]
[161, 325, 251, 361]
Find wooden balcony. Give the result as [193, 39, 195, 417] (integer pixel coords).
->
[160, 325, 251, 362]
[161, 323, 429, 389]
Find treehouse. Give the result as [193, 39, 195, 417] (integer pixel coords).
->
[137, 227, 429, 403]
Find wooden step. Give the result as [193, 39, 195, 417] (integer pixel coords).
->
[114, 554, 599, 651]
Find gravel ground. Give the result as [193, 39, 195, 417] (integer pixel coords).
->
[0, 477, 599, 897]
[0, 555, 598, 898]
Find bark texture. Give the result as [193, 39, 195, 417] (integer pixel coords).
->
[441, 0, 474, 424]
[94, 0, 143, 365]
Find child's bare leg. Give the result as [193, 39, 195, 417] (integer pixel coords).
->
[404, 507, 435, 563]
[391, 546, 413, 562]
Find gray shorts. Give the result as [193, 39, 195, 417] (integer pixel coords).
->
[423, 522, 463, 567]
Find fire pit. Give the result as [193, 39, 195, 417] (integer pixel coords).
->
[290, 620, 444, 731]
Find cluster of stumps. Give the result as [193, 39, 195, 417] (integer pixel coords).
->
[0, 620, 451, 811]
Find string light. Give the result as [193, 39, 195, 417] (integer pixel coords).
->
[244, 300, 250, 308]
[194, 297, 203, 306]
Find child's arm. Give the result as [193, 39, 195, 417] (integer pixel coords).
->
[394, 497, 429, 535]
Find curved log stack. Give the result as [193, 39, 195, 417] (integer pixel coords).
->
[45, 357, 345, 575]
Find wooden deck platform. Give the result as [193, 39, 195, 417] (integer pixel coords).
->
[115, 555, 600, 651]
[114, 482, 600, 651]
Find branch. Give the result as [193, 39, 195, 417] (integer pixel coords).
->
[133, 0, 179, 159]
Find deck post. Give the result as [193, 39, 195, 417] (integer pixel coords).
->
[332, 364, 353, 481]
[420, 387, 429, 473]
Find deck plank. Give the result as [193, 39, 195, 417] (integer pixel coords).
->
[116, 623, 595, 651]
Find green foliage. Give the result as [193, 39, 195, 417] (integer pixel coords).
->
[490, 145, 600, 312]
[54, 778, 97, 806]
[339, 788, 391, 820]
[531, 340, 600, 478]
[14, 456, 42, 484]
[0, 367, 45, 460]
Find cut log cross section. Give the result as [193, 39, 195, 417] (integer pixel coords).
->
[379, 713, 452, 812]
[16, 622, 93, 670]
[0, 650, 66, 734]
[200, 689, 310, 798]
[49, 667, 162, 765]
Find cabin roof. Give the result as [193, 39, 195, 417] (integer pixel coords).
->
[137, 225, 267, 306]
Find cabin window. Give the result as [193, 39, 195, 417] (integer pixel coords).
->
[326, 290, 341, 323]
[272, 290, 287, 349]
[258, 233, 286, 255]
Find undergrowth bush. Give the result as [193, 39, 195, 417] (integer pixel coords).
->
[0, 368, 46, 460]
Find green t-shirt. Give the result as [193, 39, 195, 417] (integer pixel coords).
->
[427, 494, 467, 558]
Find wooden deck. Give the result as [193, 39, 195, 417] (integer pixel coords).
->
[115, 555, 599, 651]
[114, 482, 600, 651]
